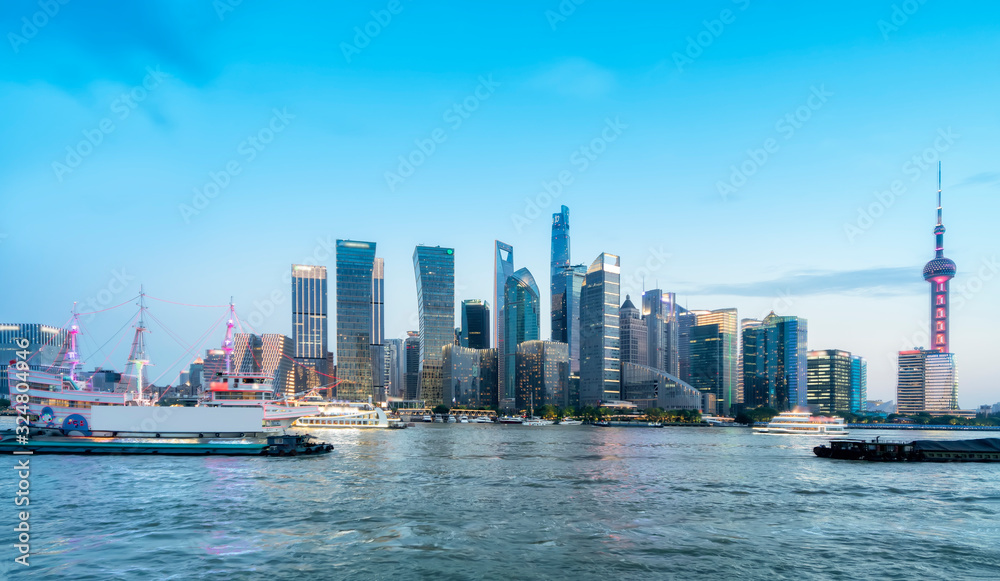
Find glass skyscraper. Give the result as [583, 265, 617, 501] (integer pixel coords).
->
[688, 308, 738, 415]
[850, 355, 867, 414]
[579, 253, 621, 406]
[897, 349, 957, 415]
[619, 295, 647, 367]
[371, 257, 386, 402]
[291, 264, 328, 391]
[335, 240, 376, 402]
[460, 299, 490, 349]
[494, 240, 514, 401]
[515, 340, 569, 411]
[550, 205, 571, 342]
[414, 245, 455, 406]
[641, 289, 679, 376]
[739, 312, 807, 411]
[806, 349, 852, 414]
[503, 267, 540, 406]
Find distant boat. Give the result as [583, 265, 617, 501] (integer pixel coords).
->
[522, 418, 554, 426]
[433, 414, 444, 423]
[473, 416, 492, 424]
[753, 411, 848, 436]
[498, 416, 524, 425]
[558, 418, 583, 426]
[422, 414, 433, 423]
[458, 415, 469, 423]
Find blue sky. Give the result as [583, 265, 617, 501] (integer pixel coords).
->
[1, 1, 998, 407]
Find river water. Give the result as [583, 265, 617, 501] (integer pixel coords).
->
[3, 422, 999, 580]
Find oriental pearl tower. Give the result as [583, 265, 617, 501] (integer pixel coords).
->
[922, 163, 957, 354]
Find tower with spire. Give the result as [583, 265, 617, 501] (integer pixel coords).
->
[922, 162, 957, 354]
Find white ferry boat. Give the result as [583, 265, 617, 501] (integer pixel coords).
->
[752, 411, 848, 436]
[291, 397, 389, 429]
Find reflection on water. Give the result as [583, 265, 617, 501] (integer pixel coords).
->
[3, 422, 1000, 580]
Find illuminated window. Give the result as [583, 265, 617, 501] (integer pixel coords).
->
[936, 334, 945, 345]
[937, 321, 946, 331]
[936, 295, 946, 305]
[936, 308, 946, 318]
[937, 282, 946, 292]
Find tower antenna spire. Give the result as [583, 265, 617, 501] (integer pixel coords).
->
[937, 161, 943, 227]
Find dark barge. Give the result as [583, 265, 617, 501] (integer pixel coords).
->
[814, 437, 1000, 462]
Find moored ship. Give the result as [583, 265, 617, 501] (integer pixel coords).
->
[814, 438, 1000, 462]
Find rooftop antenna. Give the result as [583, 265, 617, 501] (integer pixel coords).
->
[222, 296, 235, 374]
[123, 286, 151, 398]
[66, 302, 82, 382]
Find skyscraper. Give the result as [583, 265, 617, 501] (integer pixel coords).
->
[292, 264, 328, 390]
[849, 355, 868, 414]
[897, 349, 957, 415]
[762, 312, 808, 410]
[516, 340, 569, 411]
[404, 331, 420, 400]
[335, 240, 376, 402]
[385, 337, 404, 398]
[641, 289, 680, 376]
[460, 299, 491, 349]
[503, 267, 540, 407]
[494, 240, 514, 399]
[261, 333, 295, 398]
[579, 253, 621, 406]
[371, 257, 386, 403]
[414, 245, 455, 406]
[231, 333, 263, 374]
[619, 295, 648, 367]
[688, 308, 738, 415]
[742, 319, 776, 408]
[551, 205, 571, 342]
[806, 349, 852, 415]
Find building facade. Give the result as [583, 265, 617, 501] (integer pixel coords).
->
[461, 299, 491, 349]
[806, 349, 852, 415]
[619, 295, 648, 367]
[579, 253, 621, 406]
[515, 340, 569, 411]
[292, 264, 328, 391]
[620, 362, 703, 412]
[688, 308, 738, 415]
[413, 246, 455, 406]
[503, 268, 541, 408]
[0, 323, 68, 396]
[261, 333, 295, 398]
[850, 355, 867, 414]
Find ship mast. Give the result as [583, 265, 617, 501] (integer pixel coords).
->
[124, 286, 151, 398]
[66, 302, 82, 382]
[222, 297, 235, 374]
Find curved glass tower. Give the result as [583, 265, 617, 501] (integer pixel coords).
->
[503, 267, 540, 405]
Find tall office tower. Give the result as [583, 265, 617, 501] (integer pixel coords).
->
[579, 253, 621, 406]
[742, 320, 775, 408]
[688, 308, 738, 415]
[202, 348, 227, 387]
[442, 345, 498, 408]
[516, 340, 569, 411]
[231, 333, 263, 374]
[762, 312, 809, 410]
[551, 206, 571, 342]
[738, 318, 763, 406]
[189, 358, 204, 393]
[414, 246, 455, 406]
[677, 310, 698, 383]
[494, 241, 515, 399]
[261, 333, 295, 398]
[806, 349, 852, 415]
[502, 268, 541, 408]
[897, 349, 957, 415]
[641, 289, 680, 375]
[923, 164, 957, 354]
[850, 355, 868, 414]
[385, 338, 404, 398]
[461, 299, 491, 349]
[334, 240, 376, 402]
[371, 257, 386, 403]
[619, 296, 648, 366]
[292, 264, 329, 389]
[404, 331, 420, 400]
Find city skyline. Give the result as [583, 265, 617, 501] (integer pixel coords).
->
[2, 3, 999, 407]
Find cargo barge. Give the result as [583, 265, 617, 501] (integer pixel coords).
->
[814, 437, 1000, 462]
